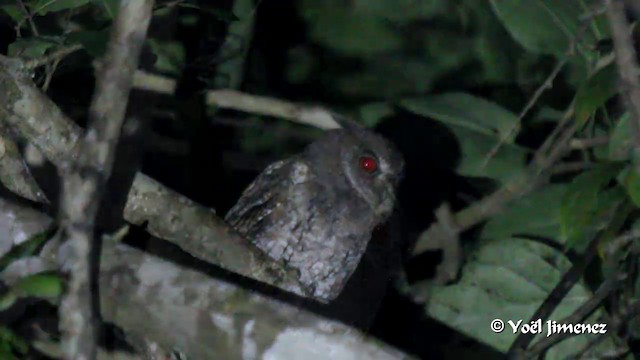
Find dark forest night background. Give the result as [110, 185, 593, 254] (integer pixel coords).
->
[1, 0, 640, 359]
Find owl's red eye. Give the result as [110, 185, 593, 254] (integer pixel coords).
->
[359, 156, 378, 173]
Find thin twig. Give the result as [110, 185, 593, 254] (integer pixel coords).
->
[551, 161, 593, 175]
[507, 204, 628, 359]
[41, 57, 60, 92]
[206, 89, 340, 129]
[575, 298, 640, 359]
[482, 13, 592, 168]
[569, 135, 610, 150]
[506, 230, 604, 359]
[526, 269, 626, 358]
[16, 0, 39, 37]
[23, 44, 82, 69]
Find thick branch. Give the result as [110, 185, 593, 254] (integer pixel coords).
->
[0, 122, 48, 203]
[0, 55, 309, 300]
[0, 198, 412, 360]
[57, 1, 155, 359]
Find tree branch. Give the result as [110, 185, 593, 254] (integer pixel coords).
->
[0, 198, 413, 360]
[0, 55, 310, 300]
[132, 70, 341, 129]
[0, 121, 48, 203]
[57, 1, 155, 359]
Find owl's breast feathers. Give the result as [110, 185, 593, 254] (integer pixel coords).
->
[225, 158, 376, 302]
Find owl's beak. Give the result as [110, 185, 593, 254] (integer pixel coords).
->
[375, 183, 396, 217]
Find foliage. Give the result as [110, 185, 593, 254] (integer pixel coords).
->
[0, 0, 639, 358]
[0, 228, 57, 358]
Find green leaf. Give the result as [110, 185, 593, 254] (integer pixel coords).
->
[574, 64, 618, 126]
[421, 237, 617, 358]
[301, 2, 401, 56]
[399, 93, 526, 181]
[446, 125, 528, 182]
[193, 4, 238, 23]
[620, 167, 640, 207]
[0, 293, 17, 312]
[490, 0, 595, 55]
[12, 273, 62, 300]
[147, 39, 186, 75]
[95, 0, 119, 19]
[358, 102, 394, 128]
[400, 93, 520, 141]
[351, 0, 449, 22]
[0, 327, 28, 356]
[608, 113, 633, 161]
[67, 29, 110, 58]
[482, 185, 567, 241]
[560, 163, 624, 249]
[0, 5, 22, 23]
[0, 227, 54, 272]
[7, 38, 58, 58]
[28, 0, 91, 15]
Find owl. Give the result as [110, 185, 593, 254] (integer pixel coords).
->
[225, 117, 404, 302]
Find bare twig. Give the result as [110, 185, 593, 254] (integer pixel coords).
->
[575, 298, 640, 359]
[525, 268, 626, 358]
[606, 0, 640, 162]
[569, 135, 610, 150]
[206, 89, 340, 129]
[431, 203, 461, 284]
[57, 1, 155, 359]
[551, 161, 593, 175]
[132, 70, 341, 129]
[16, 0, 39, 37]
[507, 204, 628, 359]
[413, 107, 578, 256]
[23, 44, 83, 70]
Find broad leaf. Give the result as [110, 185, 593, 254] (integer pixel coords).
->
[560, 163, 625, 249]
[67, 29, 110, 58]
[482, 185, 567, 241]
[0, 5, 21, 23]
[28, 0, 91, 15]
[301, 2, 401, 56]
[608, 113, 633, 161]
[421, 237, 617, 358]
[620, 167, 640, 207]
[400, 93, 520, 141]
[0, 227, 53, 272]
[446, 125, 527, 182]
[574, 63, 618, 126]
[8, 38, 58, 59]
[358, 102, 394, 128]
[490, 0, 596, 55]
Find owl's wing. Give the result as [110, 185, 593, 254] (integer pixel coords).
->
[224, 157, 310, 239]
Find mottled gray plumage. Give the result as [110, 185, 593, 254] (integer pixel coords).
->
[225, 119, 403, 302]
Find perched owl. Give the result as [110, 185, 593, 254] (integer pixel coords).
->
[225, 117, 404, 302]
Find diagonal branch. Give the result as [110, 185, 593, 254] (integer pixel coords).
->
[0, 55, 310, 300]
[0, 198, 413, 359]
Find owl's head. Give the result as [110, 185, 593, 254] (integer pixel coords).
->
[305, 116, 404, 221]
